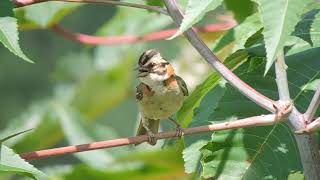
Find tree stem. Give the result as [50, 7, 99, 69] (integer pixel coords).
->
[305, 84, 320, 123]
[275, 50, 320, 180]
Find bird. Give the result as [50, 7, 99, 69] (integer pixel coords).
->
[135, 49, 188, 145]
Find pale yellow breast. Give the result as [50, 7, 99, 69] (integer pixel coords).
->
[139, 89, 184, 120]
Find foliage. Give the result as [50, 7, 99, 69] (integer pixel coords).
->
[0, 0, 319, 179]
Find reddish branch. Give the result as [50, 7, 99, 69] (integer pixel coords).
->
[21, 113, 286, 160]
[51, 16, 235, 45]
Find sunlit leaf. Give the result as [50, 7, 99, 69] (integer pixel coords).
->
[182, 140, 207, 173]
[292, 8, 320, 48]
[170, 0, 223, 39]
[0, 17, 32, 63]
[0, 145, 46, 179]
[177, 50, 249, 127]
[195, 46, 320, 178]
[213, 13, 262, 54]
[256, 0, 311, 74]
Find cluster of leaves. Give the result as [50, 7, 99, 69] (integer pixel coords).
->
[0, 0, 319, 179]
[174, 0, 320, 179]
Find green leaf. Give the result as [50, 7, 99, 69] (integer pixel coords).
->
[54, 103, 116, 168]
[177, 50, 249, 127]
[0, 17, 33, 63]
[292, 9, 320, 47]
[24, 1, 80, 27]
[0, 0, 14, 17]
[146, 0, 164, 7]
[170, 0, 223, 39]
[224, 0, 256, 23]
[0, 145, 46, 179]
[213, 13, 262, 54]
[301, 79, 320, 91]
[182, 140, 208, 174]
[0, 129, 33, 143]
[196, 47, 320, 178]
[256, 0, 311, 75]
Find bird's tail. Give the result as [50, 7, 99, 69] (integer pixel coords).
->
[135, 118, 160, 146]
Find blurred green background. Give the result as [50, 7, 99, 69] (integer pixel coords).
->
[0, 1, 224, 179]
[2, 0, 318, 179]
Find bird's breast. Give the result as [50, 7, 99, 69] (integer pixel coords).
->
[139, 89, 184, 120]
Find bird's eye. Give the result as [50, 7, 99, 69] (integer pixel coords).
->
[150, 62, 156, 66]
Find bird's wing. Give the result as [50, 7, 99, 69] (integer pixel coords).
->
[175, 75, 189, 96]
[136, 83, 144, 101]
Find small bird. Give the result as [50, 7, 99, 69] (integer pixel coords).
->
[135, 49, 188, 145]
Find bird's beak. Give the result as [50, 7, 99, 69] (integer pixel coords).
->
[136, 66, 150, 77]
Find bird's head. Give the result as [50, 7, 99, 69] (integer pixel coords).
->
[137, 49, 174, 85]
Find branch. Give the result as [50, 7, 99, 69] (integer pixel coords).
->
[296, 117, 320, 134]
[275, 50, 320, 179]
[51, 16, 236, 45]
[275, 50, 291, 101]
[14, 0, 168, 15]
[163, 0, 277, 113]
[21, 113, 288, 160]
[305, 83, 320, 123]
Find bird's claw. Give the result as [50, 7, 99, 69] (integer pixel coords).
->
[175, 125, 184, 138]
[147, 132, 157, 145]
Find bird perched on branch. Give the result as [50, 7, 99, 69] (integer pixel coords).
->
[135, 49, 188, 145]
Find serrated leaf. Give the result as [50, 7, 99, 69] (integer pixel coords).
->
[0, 17, 33, 63]
[170, 0, 223, 39]
[182, 140, 208, 173]
[0, 145, 46, 179]
[292, 9, 320, 47]
[195, 46, 320, 178]
[213, 13, 262, 54]
[177, 50, 249, 127]
[256, 0, 311, 75]
[24, 1, 80, 27]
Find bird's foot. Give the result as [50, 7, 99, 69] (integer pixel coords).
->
[175, 124, 184, 138]
[147, 131, 157, 145]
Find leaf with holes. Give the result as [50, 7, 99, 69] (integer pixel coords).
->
[0, 17, 32, 63]
[194, 46, 320, 178]
[256, 0, 311, 75]
[169, 0, 223, 39]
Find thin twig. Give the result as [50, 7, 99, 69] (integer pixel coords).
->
[163, 0, 277, 113]
[14, 0, 168, 15]
[305, 84, 320, 123]
[51, 16, 236, 45]
[21, 114, 284, 160]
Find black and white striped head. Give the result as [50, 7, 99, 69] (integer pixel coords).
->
[137, 49, 174, 85]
